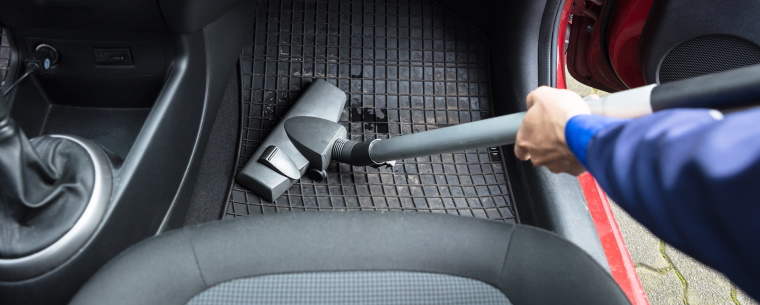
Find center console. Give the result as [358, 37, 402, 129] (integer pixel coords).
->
[0, 1, 253, 304]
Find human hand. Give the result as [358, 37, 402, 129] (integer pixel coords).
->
[514, 86, 591, 176]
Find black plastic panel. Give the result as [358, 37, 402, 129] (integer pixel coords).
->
[0, 0, 166, 31]
[41, 106, 150, 158]
[5, 28, 174, 108]
[158, 0, 250, 33]
[226, 0, 516, 222]
[21, 38, 166, 76]
[1, 28, 8, 84]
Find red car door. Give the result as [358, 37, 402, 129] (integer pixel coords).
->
[566, 0, 760, 92]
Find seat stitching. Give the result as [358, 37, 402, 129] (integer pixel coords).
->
[187, 229, 209, 288]
[497, 226, 517, 290]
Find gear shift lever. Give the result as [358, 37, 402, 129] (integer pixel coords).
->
[0, 93, 112, 281]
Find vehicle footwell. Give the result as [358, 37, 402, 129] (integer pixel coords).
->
[224, 0, 516, 222]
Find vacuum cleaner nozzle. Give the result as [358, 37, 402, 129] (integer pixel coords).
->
[235, 80, 347, 202]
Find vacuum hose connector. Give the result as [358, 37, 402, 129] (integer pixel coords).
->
[331, 138, 382, 167]
[331, 138, 353, 162]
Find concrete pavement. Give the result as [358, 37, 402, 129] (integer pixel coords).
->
[611, 202, 757, 305]
[566, 76, 758, 305]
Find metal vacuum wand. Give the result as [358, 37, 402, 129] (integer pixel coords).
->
[287, 64, 760, 167]
[322, 112, 525, 166]
[369, 112, 525, 163]
[235, 64, 760, 202]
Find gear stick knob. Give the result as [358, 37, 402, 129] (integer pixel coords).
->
[0, 94, 112, 281]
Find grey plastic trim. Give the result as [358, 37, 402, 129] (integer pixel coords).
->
[0, 135, 112, 281]
[258, 146, 300, 180]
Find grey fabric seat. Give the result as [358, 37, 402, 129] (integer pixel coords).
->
[70, 212, 630, 305]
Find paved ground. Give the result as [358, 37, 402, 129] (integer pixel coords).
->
[611, 202, 757, 305]
[566, 77, 758, 305]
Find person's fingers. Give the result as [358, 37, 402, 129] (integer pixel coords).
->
[526, 86, 549, 109]
[514, 116, 532, 161]
[586, 94, 600, 100]
[514, 128, 531, 161]
[525, 91, 536, 109]
[514, 141, 531, 161]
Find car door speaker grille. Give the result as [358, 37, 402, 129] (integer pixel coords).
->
[659, 35, 760, 83]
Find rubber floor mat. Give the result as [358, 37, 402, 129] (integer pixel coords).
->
[225, 0, 516, 222]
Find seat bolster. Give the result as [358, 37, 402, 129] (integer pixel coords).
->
[71, 212, 629, 305]
[70, 229, 207, 305]
[499, 226, 630, 304]
[190, 212, 514, 286]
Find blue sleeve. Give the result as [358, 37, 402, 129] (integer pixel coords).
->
[566, 108, 760, 299]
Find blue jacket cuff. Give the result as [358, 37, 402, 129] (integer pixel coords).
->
[565, 114, 625, 168]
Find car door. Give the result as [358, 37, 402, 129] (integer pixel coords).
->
[566, 0, 760, 92]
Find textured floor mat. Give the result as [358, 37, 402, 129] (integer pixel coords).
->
[225, 0, 516, 222]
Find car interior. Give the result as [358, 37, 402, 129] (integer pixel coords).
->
[1, 0, 758, 304]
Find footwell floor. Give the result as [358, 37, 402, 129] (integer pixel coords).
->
[225, 0, 516, 222]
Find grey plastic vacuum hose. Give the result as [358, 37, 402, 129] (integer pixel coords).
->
[367, 112, 525, 163]
[336, 64, 760, 166]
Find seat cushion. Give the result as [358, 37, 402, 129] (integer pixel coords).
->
[186, 271, 511, 305]
[70, 212, 629, 305]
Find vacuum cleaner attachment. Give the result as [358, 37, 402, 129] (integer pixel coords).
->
[235, 80, 347, 202]
[284, 114, 524, 167]
[235, 78, 526, 203]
